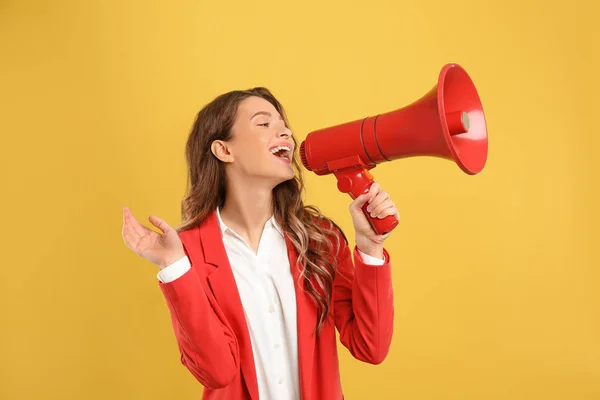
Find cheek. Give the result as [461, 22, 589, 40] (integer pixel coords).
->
[235, 140, 271, 169]
[240, 130, 270, 149]
[231, 129, 274, 169]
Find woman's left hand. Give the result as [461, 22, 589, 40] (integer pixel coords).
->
[349, 182, 400, 258]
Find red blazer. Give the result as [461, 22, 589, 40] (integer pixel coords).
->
[159, 211, 394, 400]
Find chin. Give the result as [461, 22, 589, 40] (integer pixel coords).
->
[272, 172, 295, 187]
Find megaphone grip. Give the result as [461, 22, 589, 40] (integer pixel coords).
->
[332, 163, 399, 236]
[361, 202, 399, 236]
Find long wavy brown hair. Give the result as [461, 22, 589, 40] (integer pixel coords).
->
[176, 87, 347, 332]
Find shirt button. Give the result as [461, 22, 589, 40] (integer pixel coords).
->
[279, 377, 284, 384]
[274, 343, 280, 349]
[268, 305, 275, 313]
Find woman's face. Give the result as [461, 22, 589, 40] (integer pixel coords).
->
[218, 96, 295, 185]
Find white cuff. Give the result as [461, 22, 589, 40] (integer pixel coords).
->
[157, 256, 191, 283]
[357, 249, 385, 266]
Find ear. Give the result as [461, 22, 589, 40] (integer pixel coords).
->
[211, 140, 234, 163]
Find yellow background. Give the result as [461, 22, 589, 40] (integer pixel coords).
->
[1, 0, 598, 399]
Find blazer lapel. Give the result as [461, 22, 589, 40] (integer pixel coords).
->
[285, 235, 317, 400]
[199, 212, 259, 400]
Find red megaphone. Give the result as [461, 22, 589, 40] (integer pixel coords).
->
[299, 63, 488, 235]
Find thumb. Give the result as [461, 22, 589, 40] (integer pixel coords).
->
[352, 182, 379, 209]
[148, 215, 172, 234]
[352, 191, 372, 209]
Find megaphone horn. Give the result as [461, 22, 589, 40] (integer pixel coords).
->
[299, 63, 488, 235]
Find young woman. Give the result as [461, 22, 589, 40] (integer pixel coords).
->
[122, 87, 399, 400]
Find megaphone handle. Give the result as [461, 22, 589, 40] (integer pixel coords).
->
[332, 166, 399, 236]
[360, 201, 399, 236]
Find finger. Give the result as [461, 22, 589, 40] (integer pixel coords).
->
[149, 215, 172, 234]
[122, 223, 138, 249]
[374, 205, 400, 220]
[353, 182, 380, 209]
[366, 182, 380, 204]
[351, 193, 369, 209]
[123, 206, 132, 226]
[366, 190, 389, 213]
[122, 208, 139, 242]
[369, 198, 393, 217]
[122, 208, 158, 248]
[351, 187, 373, 209]
[123, 207, 148, 238]
[122, 220, 146, 249]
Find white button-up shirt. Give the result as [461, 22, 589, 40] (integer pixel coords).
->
[157, 209, 384, 399]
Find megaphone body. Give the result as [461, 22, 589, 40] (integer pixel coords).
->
[299, 63, 488, 235]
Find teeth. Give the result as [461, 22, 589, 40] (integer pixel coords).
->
[270, 145, 291, 154]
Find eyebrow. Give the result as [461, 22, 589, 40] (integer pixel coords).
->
[250, 111, 284, 120]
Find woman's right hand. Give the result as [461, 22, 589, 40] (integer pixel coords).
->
[122, 206, 186, 269]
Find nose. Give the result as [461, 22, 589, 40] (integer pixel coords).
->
[278, 126, 293, 138]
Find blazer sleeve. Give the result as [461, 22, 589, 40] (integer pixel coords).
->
[158, 247, 239, 389]
[333, 239, 394, 365]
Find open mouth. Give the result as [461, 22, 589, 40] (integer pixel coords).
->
[270, 145, 292, 162]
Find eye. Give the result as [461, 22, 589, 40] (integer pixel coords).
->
[258, 122, 270, 127]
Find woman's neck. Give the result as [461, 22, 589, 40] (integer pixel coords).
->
[219, 179, 274, 253]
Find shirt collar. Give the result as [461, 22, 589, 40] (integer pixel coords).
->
[215, 207, 283, 237]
